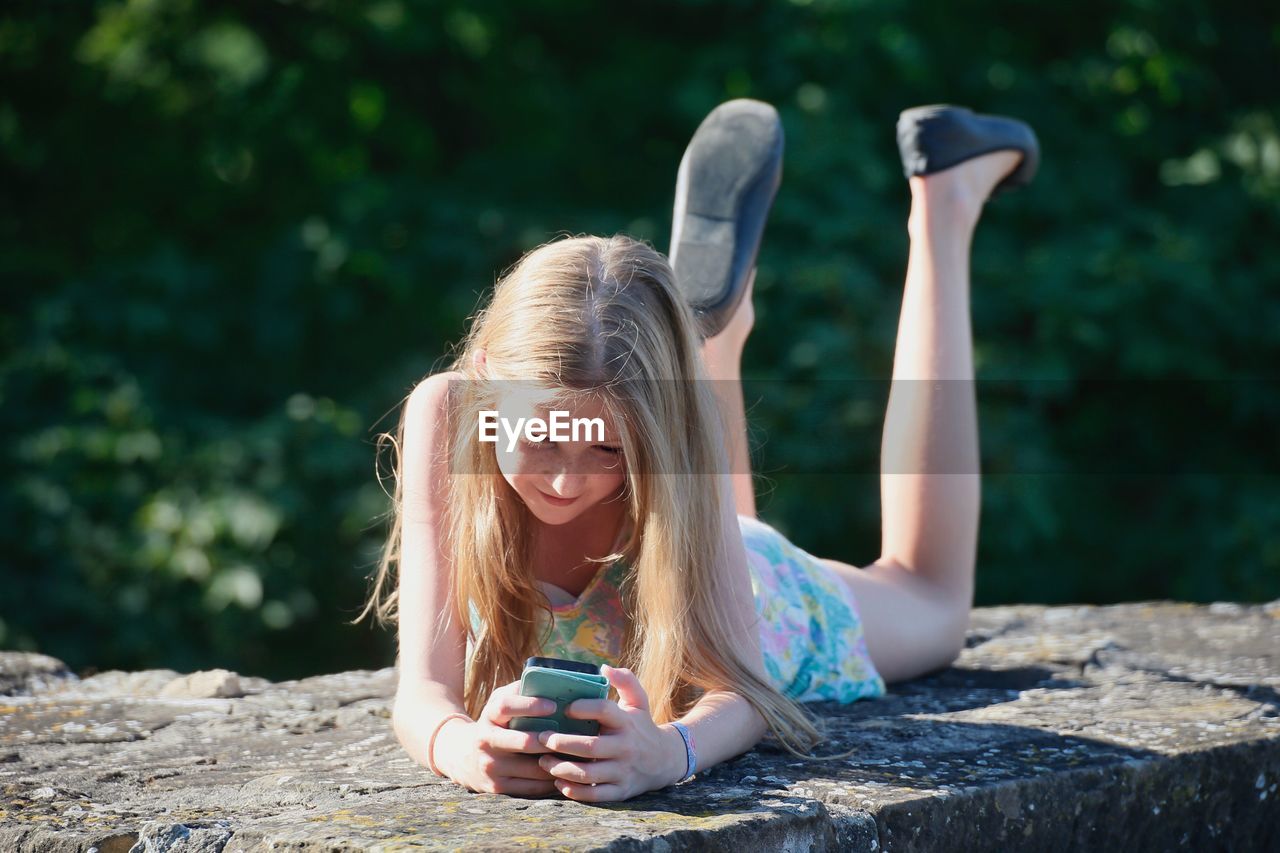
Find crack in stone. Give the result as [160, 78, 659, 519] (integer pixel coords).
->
[1112, 662, 1280, 714]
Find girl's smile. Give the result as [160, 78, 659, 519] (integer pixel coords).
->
[537, 488, 580, 507]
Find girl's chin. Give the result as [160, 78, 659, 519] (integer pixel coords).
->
[526, 504, 584, 525]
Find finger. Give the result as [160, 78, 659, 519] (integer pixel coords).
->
[479, 680, 517, 723]
[491, 753, 558, 781]
[484, 695, 557, 728]
[601, 665, 651, 715]
[538, 730, 611, 760]
[564, 698, 628, 729]
[539, 756, 624, 786]
[477, 724, 555, 755]
[554, 779, 621, 803]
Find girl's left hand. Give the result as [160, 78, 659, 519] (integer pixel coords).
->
[536, 665, 682, 802]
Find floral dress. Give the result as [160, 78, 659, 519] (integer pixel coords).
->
[467, 514, 886, 704]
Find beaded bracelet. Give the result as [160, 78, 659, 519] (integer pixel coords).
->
[670, 721, 697, 784]
[427, 712, 472, 777]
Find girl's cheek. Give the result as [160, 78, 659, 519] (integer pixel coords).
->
[494, 445, 528, 479]
[592, 471, 626, 501]
[494, 449, 531, 495]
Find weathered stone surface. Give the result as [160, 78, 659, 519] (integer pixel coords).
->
[0, 654, 74, 698]
[158, 671, 245, 701]
[2, 600, 1278, 851]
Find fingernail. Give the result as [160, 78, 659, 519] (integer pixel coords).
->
[538, 730, 550, 744]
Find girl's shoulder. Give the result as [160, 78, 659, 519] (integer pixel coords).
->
[411, 369, 466, 404]
[405, 370, 467, 431]
[401, 371, 468, 521]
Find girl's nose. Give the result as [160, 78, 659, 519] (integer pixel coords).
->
[547, 471, 584, 498]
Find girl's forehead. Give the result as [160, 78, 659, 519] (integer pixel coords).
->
[494, 387, 620, 431]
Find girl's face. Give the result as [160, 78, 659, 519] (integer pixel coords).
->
[491, 391, 627, 525]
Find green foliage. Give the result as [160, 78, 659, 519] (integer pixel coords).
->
[2, 0, 1277, 678]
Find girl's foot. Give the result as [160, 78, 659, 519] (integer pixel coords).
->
[669, 99, 783, 340]
[897, 104, 1037, 232]
[896, 104, 1039, 195]
[909, 149, 1024, 230]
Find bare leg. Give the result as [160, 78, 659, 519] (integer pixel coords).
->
[701, 270, 757, 519]
[822, 149, 1022, 683]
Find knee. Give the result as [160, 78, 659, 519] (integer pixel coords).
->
[939, 604, 971, 667]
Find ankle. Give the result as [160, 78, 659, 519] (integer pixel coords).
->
[910, 173, 983, 218]
[908, 177, 981, 241]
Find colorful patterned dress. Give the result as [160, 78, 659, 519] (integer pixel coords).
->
[467, 514, 886, 704]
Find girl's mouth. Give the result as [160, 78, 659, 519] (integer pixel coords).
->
[537, 489, 579, 507]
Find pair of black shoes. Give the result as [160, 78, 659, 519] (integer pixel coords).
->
[669, 101, 1040, 339]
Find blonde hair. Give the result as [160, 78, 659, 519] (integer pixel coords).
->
[358, 233, 850, 760]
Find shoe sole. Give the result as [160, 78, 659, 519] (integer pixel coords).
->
[896, 104, 1039, 195]
[670, 99, 784, 338]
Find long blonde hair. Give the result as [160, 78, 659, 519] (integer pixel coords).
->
[359, 234, 846, 759]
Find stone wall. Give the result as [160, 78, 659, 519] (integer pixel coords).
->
[2, 599, 1278, 851]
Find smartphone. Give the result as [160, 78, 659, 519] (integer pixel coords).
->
[508, 656, 610, 742]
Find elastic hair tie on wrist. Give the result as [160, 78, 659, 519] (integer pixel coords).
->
[427, 712, 472, 777]
[670, 721, 697, 784]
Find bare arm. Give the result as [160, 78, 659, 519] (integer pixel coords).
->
[392, 374, 562, 798]
[654, 471, 770, 784]
[390, 371, 471, 762]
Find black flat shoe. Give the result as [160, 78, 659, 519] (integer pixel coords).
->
[896, 104, 1039, 195]
[669, 99, 784, 339]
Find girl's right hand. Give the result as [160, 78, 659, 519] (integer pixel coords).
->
[434, 679, 560, 797]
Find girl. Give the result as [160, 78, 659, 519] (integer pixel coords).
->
[358, 102, 1038, 803]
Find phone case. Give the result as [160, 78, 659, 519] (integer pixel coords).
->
[508, 664, 609, 738]
[526, 655, 601, 675]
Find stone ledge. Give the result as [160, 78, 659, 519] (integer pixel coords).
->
[2, 599, 1278, 851]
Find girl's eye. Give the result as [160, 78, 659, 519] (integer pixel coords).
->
[594, 445, 623, 455]
[521, 438, 553, 451]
